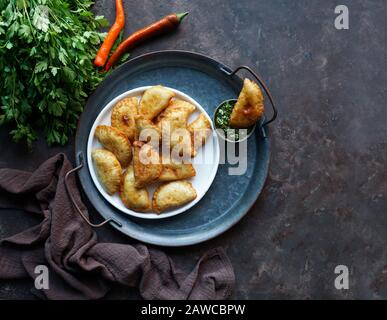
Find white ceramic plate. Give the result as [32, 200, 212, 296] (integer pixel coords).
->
[87, 86, 220, 219]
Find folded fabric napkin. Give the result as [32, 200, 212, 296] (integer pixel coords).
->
[0, 153, 234, 300]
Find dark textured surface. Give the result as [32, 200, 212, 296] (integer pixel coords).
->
[1, 0, 386, 299]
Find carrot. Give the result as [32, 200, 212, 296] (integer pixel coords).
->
[105, 12, 189, 71]
[94, 0, 125, 67]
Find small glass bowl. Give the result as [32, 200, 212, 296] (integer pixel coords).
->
[213, 99, 256, 143]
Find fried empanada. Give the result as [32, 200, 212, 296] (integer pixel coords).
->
[133, 141, 162, 188]
[155, 99, 196, 126]
[92, 149, 122, 195]
[111, 97, 138, 142]
[152, 181, 197, 213]
[158, 157, 196, 181]
[229, 78, 265, 128]
[135, 115, 161, 142]
[95, 125, 132, 167]
[156, 99, 196, 157]
[138, 85, 175, 119]
[188, 113, 212, 157]
[120, 165, 151, 212]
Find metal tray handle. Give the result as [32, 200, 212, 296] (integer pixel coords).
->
[223, 65, 278, 127]
[64, 153, 122, 228]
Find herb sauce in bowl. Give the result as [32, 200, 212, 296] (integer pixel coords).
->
[214, 99, 255, 142]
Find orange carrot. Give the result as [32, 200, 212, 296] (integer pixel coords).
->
[94, 0, 125, 67]
[105, 12, 188, 71]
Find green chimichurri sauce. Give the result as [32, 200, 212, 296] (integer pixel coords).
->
[215, 100, 253, 141]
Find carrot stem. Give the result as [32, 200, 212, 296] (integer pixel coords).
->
[176, 12, 189, 22]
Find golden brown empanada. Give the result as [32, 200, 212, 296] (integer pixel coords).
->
[155, 99, 196, 126]
[152, 181, 197, 213]
[133, 141, 162, 188]
[156, 99, 196, 157]
[188, 113, 212, 157]
[92, 149, 122, 195]
[111, 97, 138, 142]
[229, 78, 265, 128]
[158, 156, 196, 181]
[120, 165, 151, 212]
[138, 85, 175, 120]
[95, 125, 132, 167]
[135, 115, 161, 142]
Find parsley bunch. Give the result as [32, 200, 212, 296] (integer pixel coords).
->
[0, 0, 108, 147]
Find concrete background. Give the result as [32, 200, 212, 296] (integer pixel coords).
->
[0, 0, 386, 299]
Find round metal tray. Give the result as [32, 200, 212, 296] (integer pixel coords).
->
[74, 50, 276, 246]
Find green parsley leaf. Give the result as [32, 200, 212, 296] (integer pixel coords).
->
[0, 0, 107, 147]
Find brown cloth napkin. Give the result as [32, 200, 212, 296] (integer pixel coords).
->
[0, 153, 234, 300]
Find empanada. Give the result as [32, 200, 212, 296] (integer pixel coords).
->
[155, 99, 196, 126]
[158, 157, 196, 181]
[229, 78, 265, 128]
[135, 115, 161, 142]
[111, 97, 138, 142]
[156, 99, 196, 157]
[92, 149, 122, 195]
[188, 113, 212, 157]
[152, 181, 197, 213]
[95, 125, 132, 167]
[138, 85, 175, 119]
[133, 141, 162, 188]
[120, 165, 151, 212]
